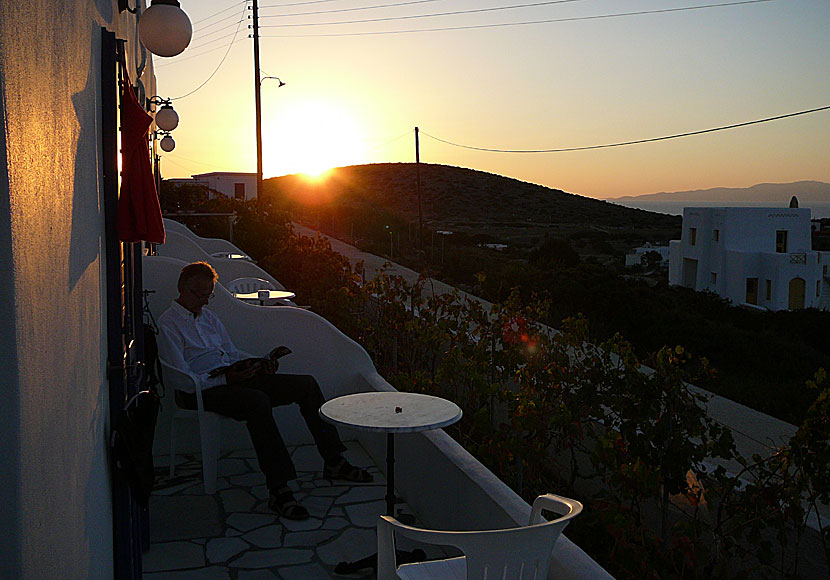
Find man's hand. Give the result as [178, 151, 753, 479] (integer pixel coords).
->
[261, 359, 279, 375]
[225, 359, 262, 384]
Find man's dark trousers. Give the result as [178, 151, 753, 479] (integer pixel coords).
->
[176, 373, 346, 491]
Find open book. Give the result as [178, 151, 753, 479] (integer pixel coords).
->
[208, 345, 292, 378]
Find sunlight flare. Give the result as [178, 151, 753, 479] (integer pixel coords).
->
[263, 100, 368, 179]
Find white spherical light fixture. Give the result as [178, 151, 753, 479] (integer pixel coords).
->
[155, 103, 179, 131]
[160, 134, 176, 152]
[139, 0, 192, 58]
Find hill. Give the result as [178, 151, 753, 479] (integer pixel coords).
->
[612, 180, 830, 203]
[266, 163, 680, 254]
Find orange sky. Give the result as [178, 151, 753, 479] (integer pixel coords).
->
[153, 0, 830, 199]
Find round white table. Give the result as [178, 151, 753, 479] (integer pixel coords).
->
[211, 251, 252, 260]
[232, 289, 296, 305]
[320, 391, 462, 516]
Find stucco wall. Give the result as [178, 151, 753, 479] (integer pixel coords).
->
[0, 2, 154, 578]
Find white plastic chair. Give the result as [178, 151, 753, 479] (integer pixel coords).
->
[160, 355, 237, 495]
[377, 494, 582, 580]
[163, 218, 249, 257]
[225, 277, 277, 294]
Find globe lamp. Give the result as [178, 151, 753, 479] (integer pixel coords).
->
[139, 0, 192, 58]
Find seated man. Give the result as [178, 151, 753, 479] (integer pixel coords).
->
[158, 261, 371, 520]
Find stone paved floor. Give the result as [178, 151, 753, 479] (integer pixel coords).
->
[144, 441, 427, 580]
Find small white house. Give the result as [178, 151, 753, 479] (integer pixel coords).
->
[188, 172, 257, 201]
[625, 243, 670, 267]
[668, 207, 829, 311]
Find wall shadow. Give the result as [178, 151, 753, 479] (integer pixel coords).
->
[68, 31, 106, 293]
[0, 57, 23, 579]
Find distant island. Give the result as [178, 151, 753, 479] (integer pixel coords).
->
[609, 181, 830, 218]
[611, 180, 830, 203]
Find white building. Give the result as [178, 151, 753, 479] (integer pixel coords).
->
[625, 243, 670, 267]
[669, 207, 829, 311]
[190, 172, 257, 201]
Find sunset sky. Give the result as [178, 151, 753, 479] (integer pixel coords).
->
[153, 0, 830, 199]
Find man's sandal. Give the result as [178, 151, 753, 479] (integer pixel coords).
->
[268, 488, 309, 520]
[324, 457, 373, 483]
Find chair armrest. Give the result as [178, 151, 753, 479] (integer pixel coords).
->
[529, 494, 583, 527]
[158, 356, 208, 412]
[378, 514, 467, 580]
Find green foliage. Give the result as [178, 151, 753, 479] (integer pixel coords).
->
[349, 271, 829, 579]
[159, 181, 208, 212]
[185, 200, 829, 579]
[528, 236, 580, 268]
[259, 233, 365, 333]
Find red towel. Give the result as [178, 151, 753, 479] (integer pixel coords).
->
[116, 73, 165, 244]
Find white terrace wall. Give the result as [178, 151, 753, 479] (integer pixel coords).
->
[0, 2, 155, 578]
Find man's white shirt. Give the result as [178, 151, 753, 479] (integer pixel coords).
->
[157, 300, 244, 392]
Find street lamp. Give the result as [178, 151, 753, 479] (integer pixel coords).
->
[254, 76, 286, 202]
[437, 230, 452, 265]
[138, 0, 193, 58]
[386, 225, 393, 259]
[159, 133, 175, 152]
[262, 76, 286, 88]
[148, 96, 179, 132]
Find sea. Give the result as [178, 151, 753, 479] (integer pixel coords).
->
[611, 200, 830, 219]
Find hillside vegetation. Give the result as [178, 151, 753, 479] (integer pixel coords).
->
[260, 164, 828, 424]
[266, 163, 680, 259]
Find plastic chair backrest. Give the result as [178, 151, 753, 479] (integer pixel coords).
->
[226, 277, 277, 295]
[162, 218, 245, 256]
[378, 494, 582, 580]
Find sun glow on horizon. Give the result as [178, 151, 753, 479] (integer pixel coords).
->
[263, 100, 368, 179]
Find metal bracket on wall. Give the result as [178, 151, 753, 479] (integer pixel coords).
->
[119, 0, 138, 14]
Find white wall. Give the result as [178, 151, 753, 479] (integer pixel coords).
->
[0, 2, 154, 578]
[722, 207, 812, 253]
[193, 173, 257, 201]
[669, 207, 825, 310]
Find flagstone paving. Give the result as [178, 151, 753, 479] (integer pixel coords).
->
[144, 441, 434, 580]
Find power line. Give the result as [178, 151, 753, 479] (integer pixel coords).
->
[260, 0, 353, 8]
[192, 0, 248, 26]
[155, 36, 248, 68]
[260, 0, 774, 35]
[260, 0, 485, 19]
[260, 0, 588, 27]
[366, 128, 415, 153]
[189, 21, 248, 49]
[419, 105, 830, 153]
[165, 152, 235, 170]
[170, 3, 249, 99]
[195, 11, 248, 35]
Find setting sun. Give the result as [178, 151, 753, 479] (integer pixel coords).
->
[262, 99, 368, 179]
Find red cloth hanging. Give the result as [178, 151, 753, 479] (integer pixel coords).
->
[116, 71, 165, 244]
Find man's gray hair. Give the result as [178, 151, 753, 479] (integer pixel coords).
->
[178, 261, 218, 288]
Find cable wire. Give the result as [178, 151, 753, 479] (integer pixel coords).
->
[187, 29, 246, 52]
[260, 0, 355, 8]
[155, 36, 248, 68]
[169, 3, 249, 99]
[260, 0, 774, 35]
[195, 11, 248, 35]
[165, 151, 235, 169]
[419, 105, 830, 153]
[366, 128, 415, 153]
[260, 0, 482, 18]
[192, 0, 248, 26]
[260, 0, 587, 27]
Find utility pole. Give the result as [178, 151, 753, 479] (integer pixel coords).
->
[252, 0, 264, 200]
[415, 126, 422, 248]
